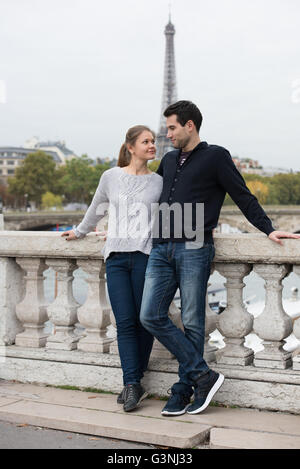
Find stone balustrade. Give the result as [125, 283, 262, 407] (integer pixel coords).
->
[1, 231, 300, 414]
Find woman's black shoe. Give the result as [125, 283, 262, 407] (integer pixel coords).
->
[123, 384, 148, 412]
[117, 387, 126, 404]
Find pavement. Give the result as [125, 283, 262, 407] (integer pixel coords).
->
[0, 420, 152, 449]
[1, 380, 300, 449]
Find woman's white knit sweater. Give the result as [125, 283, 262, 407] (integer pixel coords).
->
[73, 167, 163, 261]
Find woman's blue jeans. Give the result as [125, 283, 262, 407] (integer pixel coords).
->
[140, 242, 215, 395]
[106, 251, 154, 386]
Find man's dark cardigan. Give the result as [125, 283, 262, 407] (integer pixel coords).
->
[153, 141, 275, 244]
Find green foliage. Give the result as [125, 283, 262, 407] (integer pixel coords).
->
[0, 181, 15, 207]
[246, 180, 269, 205]
[267, 173, 300, 205]
[6, 152, 111, 208]
[224, 172, 300, 205]
[59, 155, 110, 204]
[148, 159, 161, 172]
[41, 191, 63, 210]
[8, 151, 56, 207]
[223, 193, 234, 205]
[9, 150, 300, 209]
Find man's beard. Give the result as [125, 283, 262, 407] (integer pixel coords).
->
[173, 136, 190, 150]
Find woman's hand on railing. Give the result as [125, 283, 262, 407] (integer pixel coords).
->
[95, 230, 107, 241]
[61, 230, 107, 241]
[61, 230, 78, 241]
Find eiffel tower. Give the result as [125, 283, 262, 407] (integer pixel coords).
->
[156, 13, 178, 159]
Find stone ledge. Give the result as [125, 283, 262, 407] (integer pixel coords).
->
[2, 346, 300, 385]
[2, 232, 300, 264]
[0, 231, 104, 259]
[1, 350, 300, 414]
[210, 427, 300, 449]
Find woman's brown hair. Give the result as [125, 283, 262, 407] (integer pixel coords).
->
[117, 125, 155, 167]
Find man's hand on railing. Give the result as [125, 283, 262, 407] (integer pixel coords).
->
[268, 230, 300, 246]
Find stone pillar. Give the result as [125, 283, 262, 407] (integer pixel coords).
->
[215, 263, 254, 365]
[0, 258, 24, 345]
[46, 259, 80, 350]
[253, 264, 293, 369]
[76, 260, 114, 353]
[15, 258, 48, 348]
[291, 265, 300, 370]
[204, 265, 218, 363]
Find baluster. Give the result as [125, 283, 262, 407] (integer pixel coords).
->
[0, 258, 24, 346]
[204, 265, 219, 363]
[46, 259, 80, 350]
[291, 266, 300, 370]
[253, 264, 293, 369]
[15, 258, 48, 347]
[215, 263, 254, 365]
[76, 259, 114, 353]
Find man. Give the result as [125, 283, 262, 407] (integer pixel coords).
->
[140, 100, 300, 416]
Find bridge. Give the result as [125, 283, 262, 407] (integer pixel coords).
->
[2, 211, 84, 231]
[1, 230, 300, 423]
[218, 206, 300, 233]
[3, 206, 300, 232]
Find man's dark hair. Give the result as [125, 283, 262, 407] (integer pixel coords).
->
[164, 100, 203, 132]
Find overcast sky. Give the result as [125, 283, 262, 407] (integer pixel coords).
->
[1, 0, 300, 169]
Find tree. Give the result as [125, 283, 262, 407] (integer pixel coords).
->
[8, 151, 56, 207]
[267, 173, 300, 205]
[148, 160, 161, 172]
[216, 172, 300, 206]
[58, 155, 110, 204]
[58, 154, 94, 204]
[41, 191, 63, 210]
[0, 181, 17, 208]
[246, 180, 269, 205]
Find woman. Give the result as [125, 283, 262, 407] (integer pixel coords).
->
[62, 125, 163, 412]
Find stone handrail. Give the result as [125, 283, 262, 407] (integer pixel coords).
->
[1, 231, 300, 413]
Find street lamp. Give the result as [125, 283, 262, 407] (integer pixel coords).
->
[24, 193, 30, 212]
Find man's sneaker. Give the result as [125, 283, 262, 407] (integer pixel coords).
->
[186, 370, 224, 414]
[123, 384, 148, 412]
[117, 387, 126, 404]
[161, 389, 191, 416]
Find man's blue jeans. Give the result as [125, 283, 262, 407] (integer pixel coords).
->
[140, 242, 215, 395]
[106, 251, 154, 386]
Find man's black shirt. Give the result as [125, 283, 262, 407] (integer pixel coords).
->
[153, 141, 275, 244]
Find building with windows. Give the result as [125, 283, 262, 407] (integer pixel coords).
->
[24, 137, 77, 164]
[232, 156, 291, 176]
[0, 147, 60, 185]
[0, 138, 77, 185]
[232, 156, 262, 173]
